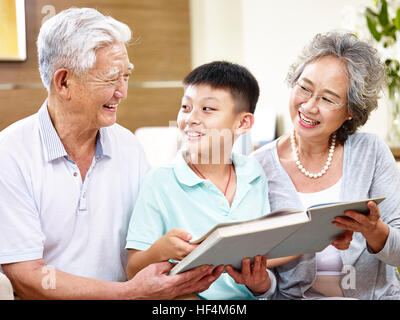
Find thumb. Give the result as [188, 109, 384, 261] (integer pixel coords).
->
[367, 201, 380, 221]
[344, 230, 354, 240]
[153, 261, 175, 274]
[168, 228, 192, 242]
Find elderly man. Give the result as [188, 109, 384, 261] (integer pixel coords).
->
[0, 7, 222, 299]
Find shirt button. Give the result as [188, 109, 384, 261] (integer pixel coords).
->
[73, 172, 78, 177]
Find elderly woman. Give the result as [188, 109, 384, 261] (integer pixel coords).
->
[253, 32, 400, 299]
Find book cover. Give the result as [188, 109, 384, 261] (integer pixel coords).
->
[169, 197, 385, 275]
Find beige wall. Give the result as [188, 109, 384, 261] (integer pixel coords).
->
[190, 0, 244, 68]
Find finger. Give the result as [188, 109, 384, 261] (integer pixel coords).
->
[333, 216, 360, 232]
[178, 241, 198, 255]
[225, 265, 243, 283]
[154, 260, 176, 274]
[178, 269, 218, 295]
[252, 255, 261, 274]
[367, 201, 381, 221]
[331, 239, 349, 250]
[332, 220, 355, 232]
[344, 230, 354, 241]
[241, 258, 251, 280]
[187, 267, 223, 294]
[212, 265, 224, 279]
[343, 210, 369, 226]
[161, 265, 214, 299]
[331, 230, 353, 249]
[261, 254, 268, 271]
[174, 264, 213, 285]
[334, 230, 353, 242]
[171, 239, 198, 260]
[190, 265, 223, 290]
[169, 228, 193, 242]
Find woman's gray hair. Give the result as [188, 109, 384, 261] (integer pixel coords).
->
[286, 31, 386, 143]
[37, 7, 132, 91]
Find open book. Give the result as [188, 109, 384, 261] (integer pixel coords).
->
[169, 197, 385, 275]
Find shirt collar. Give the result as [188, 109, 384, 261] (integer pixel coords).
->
[173, 150, 262, 187]
[173, 150, 204, 187]
[38, 100, 112, 162]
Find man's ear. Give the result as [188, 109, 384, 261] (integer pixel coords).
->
[52, 69, 71, 100]
[235, 113, 254, 136]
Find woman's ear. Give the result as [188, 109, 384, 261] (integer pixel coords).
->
[235, 113, 255, 136]
[52, 69, 71, 100]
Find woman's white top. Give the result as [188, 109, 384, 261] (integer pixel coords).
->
[297, 178, 343, 276]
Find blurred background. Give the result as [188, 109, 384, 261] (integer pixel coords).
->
[1, 0, 398, 167]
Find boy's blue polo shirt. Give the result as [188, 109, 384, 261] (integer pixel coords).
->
[126, 151, 270, 300]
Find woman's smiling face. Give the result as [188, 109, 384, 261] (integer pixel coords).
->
[289, 55, 351, 142]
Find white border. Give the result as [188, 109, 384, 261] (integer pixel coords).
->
[15, 0, 26, 60]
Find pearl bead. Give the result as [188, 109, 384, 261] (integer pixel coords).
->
[291, 129, 336, 179]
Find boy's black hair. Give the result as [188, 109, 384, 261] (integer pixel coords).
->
[183, 61, 260, 114]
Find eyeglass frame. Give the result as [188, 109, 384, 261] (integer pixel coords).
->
[293, 81, 348, 110]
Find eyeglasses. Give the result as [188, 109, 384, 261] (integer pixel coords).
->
[293, 82, 348, 111]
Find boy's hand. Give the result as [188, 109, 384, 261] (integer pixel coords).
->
[225, 254, 271, 295]
[151, 228, 198, 261]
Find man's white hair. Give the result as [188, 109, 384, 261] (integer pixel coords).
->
[37, 7, 132, 91]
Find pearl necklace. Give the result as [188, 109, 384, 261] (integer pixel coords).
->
[290, 130, 336, 179]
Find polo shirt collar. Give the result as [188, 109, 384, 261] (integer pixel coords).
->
[173, 149, 262, 187]
[173, 150, 204, 187]
[98, 127, 112, 158]
[38, 100, 112, 162]
[231, 152, 262, 184]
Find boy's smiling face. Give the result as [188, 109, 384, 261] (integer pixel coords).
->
[178, 84, 250, 163]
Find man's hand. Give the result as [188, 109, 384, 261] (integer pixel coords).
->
[2, 259, 223, 300]
[123, 261, 224, 300]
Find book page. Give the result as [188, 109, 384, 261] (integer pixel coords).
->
[267, 196, 386, 259]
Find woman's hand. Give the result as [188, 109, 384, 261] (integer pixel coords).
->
[332, 201, 389, 253]
[225, 254, 271, 295]
[331, 230, 353, 250]
[150, 228, 198, 261]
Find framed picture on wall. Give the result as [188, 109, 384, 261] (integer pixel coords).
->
[0, 0, 26, 61]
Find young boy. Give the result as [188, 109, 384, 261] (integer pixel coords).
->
[125, 61, 278, 300]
